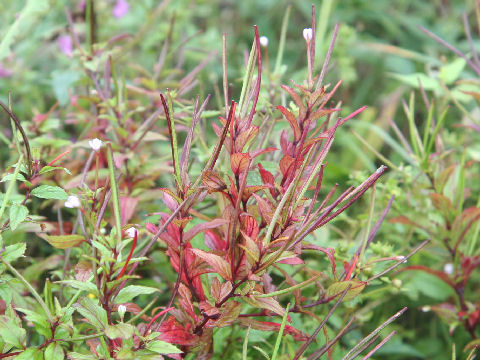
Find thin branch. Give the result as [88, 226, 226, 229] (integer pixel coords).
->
[293, 285, 352, 360]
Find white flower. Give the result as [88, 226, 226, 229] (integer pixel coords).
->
[88, 138, 103, 152]
[65, 195, 80, 208]
[126, 227, 137, 238]
[259, 36, 269, 47]
[444, 263, 454, 275]
[118, 304, 127, 321]
[303, 28, 313, 41]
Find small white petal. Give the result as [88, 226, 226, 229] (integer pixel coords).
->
[259, 36, 269, 47]
[118, 305, 127, 314]
[444, 263, 454, 275]
[126, 227, 137, 238]
[65, 195, 80, 208]
[88, 138, 103, 152]
[303, 28, 313, 41]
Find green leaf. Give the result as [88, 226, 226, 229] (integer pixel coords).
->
[39, 166, 72, 175]
[66, 352, 97, 360]
[105, 323, 135, 340]
[31, 185, 68, 200]
[50, 70, 82, 106]
[9, 204, 28, 231]
[72, 298, 108, 330]
[2, 243, 26, 262]
[244, 296, 285, 316]
[146, 340, 183, 355]
[1, 173, 27, 182]
[41, 234, 85, 249]
[15, 348, 44, 360]
[390, 72, 440, 91]
[439, 58, 466, 85]
[56, 280, 97, 296]
[326, 281, 366, 302]
[16, 307, 51, 338]
[44, 343, 65, 360]
[115, 285, 159, 304]
[0, 315, 26, 348]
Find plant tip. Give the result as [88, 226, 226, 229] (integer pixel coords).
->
[89, 138, 103, 152]
[65, 195, 80, 208]
[259, 36, 269, 47]
[303, 28, 313, 41]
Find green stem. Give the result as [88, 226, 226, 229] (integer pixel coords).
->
[0, 155, 23, 249]
[274, 5, 291, 74]
[106, 143, 122, 246]
[271, 303, 290, 360]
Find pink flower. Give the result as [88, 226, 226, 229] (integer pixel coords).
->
[113, 0, 129, 18]
[0, 64, 12, 78]
[57, 35, 73, 57]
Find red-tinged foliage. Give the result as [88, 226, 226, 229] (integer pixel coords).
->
[157, 316, 198, 346]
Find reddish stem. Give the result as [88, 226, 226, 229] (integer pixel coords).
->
[47, 150, 71, 166]
[117, 230, 138, 279]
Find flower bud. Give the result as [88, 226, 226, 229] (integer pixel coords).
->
[118, 304, 126, 321]
[444, 263, 454, 275]
[259, 36, 269, 47]
[303, 28, 313, 41]
[126, 227, 137, 238]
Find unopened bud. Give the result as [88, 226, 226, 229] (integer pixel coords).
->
[118, 305, 126, 321]
[444, 263, 454, 275]
[125, 227, 137, 238]
[303, 28, 313, 41]
[259, 36, 269, 47]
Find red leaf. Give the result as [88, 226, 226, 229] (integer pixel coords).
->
[183, 219, 228, 242]
[161, 191, 179, 212]
[241, 214, 259, 239]
[190, 248, 232, 281]
[157, 316, 197, 346]
[75, 261, 92, 282]
[280, 84, 306, 119]
[277, 105, 301, 142]
[202, 170, 227, 193]
[120, 196, 139, 226]
[252, 193, 274, 224]
[279, 155, 295, 178]
[278, 256, 304, 265]
[231, 153, 250, 176]
[204, 230, 228, 251]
